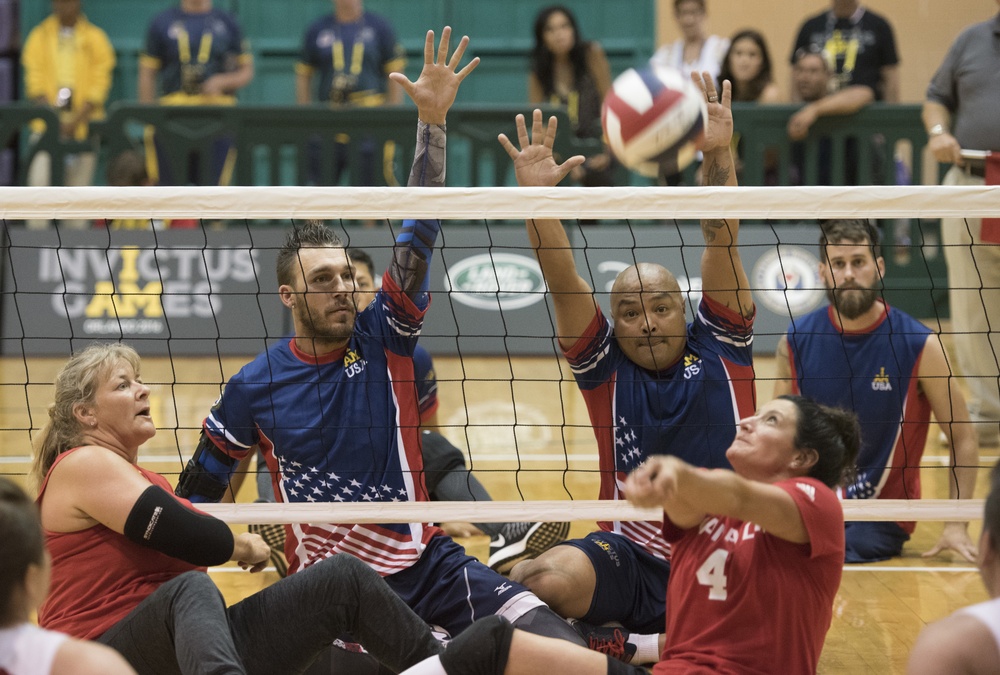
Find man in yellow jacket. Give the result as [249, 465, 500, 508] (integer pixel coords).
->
[22, 0, 115, 228]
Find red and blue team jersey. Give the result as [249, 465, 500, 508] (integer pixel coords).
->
[564, 295, 756, 560]
[204, 275, 441, 575]
[786, 305, 931, 533]
[658, 477, 844, 675]
[412, 344, 439, 423]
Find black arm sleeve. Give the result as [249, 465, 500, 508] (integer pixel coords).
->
[123, 485, 234, 567]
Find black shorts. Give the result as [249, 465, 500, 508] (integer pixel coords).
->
[560, 531, 670, 634]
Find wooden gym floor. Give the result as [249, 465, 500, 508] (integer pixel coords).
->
[2, 353, 993, 674]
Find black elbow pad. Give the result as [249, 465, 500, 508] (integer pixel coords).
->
[124, 485, 234, 567]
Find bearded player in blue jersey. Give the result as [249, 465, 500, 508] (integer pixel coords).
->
[497, 73, 756, 664]
[773, 219, 979, 564]
[174, 27, 585, 655]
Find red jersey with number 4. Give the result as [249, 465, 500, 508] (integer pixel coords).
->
[656, 477, 843, 675]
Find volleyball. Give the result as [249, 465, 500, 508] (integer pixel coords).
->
[601, 65, 707, 177]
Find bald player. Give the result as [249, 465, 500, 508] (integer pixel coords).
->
[495, 72, 755, 663]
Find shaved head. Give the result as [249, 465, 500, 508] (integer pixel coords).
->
[610, 263, 688, 371]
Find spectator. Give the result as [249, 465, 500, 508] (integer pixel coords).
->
[788, 45, 875, 140]
[923, 2, 1000, 448]
[717, 29, 780, 182]
[650, 0, 728, 186]
[138, 0, 254, 186]
[790, 0, 899, 102]
[529, 5, 615, 188]
[787, 45, 875, 185]
[297, 0, 406, 187]
[0, 476, 136, 675]
[22, 0, 115, 229]
[774, 220, 979, 563]
[907, 463, 1000, 675]
[650, 0, 728, 82]
[718, 29, 780, 104]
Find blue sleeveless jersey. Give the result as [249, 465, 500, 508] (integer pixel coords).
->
[786, 305, 932, 531]
[564, 295, 756, 560]
[204, 275, 439, 574]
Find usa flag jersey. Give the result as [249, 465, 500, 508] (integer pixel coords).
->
[205, 275, 440, 574]
[786, 304, 932, 533]
[564, 296, 756, 560]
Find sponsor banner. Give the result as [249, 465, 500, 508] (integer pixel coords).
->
[1, 223, 826, 357]
[1, 227, 290, 356]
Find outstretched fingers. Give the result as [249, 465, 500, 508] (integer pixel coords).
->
[436, 26, 451, 64]
[422, 29, 435, 65]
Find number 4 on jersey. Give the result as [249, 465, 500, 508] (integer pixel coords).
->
[696, 548, 730, 600]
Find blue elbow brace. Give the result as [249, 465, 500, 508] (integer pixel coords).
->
[395, 219, 441, 294]
[175, 433, 239, 503]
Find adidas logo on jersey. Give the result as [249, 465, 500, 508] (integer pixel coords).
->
[795, 482, 816, 502]
[871, 367, 892, 391]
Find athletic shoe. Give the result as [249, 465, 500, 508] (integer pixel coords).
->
[486, 521, 570, 574]
[571, 620, 637, 664]
[248, 520, 288, 578]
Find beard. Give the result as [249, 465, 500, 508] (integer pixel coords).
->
[826, 282, 880, 320]
[294, 302, 355, 341]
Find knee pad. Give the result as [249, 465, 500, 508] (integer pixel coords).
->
[440, 616, 514, 675]
[512, 607, 586, 647]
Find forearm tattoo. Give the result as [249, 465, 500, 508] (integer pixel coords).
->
[704, 162, 731, 187]
[702, 219, 726, 243]
[407, 121, 446, 188]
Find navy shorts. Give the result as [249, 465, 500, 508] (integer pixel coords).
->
[844, 521, 910, 563]
[385, 535, 544, 637]
[561, 531, 670, 634]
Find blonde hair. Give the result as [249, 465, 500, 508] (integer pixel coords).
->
[30, 343, 142, 490]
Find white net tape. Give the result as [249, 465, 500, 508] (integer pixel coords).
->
[1, 184, 1000, 219]
[200, 499, 986, 525]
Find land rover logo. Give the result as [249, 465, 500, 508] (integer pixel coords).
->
[751, 246, 824, 316]
[445, 253, 546, 311]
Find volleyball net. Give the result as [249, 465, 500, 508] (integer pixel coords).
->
[1, 184, 997, 525]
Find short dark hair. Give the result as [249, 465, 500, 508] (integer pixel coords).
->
[276, 221, 344, 288]
[793, 43, 829, 67]
[107, 149, 149, 187]
[0, 478, 45, 624]
[674, 0, 706, 11]
[819, 220, 882, 260]
[779, 395, 860, 488]
[347, 248, 375, 278]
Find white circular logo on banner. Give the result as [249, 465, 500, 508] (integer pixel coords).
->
[752, 246, 824, 316]
[445, 253, 546, 311]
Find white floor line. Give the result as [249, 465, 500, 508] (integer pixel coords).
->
[841, 565, 977, 573]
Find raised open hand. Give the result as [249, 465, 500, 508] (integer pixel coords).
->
[497, 109, 585, 187]
[691, 71, 733, 154]
[390, 27, 479, 125]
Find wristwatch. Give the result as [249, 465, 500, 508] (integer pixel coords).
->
[928, 124, 946, 137]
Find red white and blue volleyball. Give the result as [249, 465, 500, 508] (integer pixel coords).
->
[602, 65, 707, 177]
